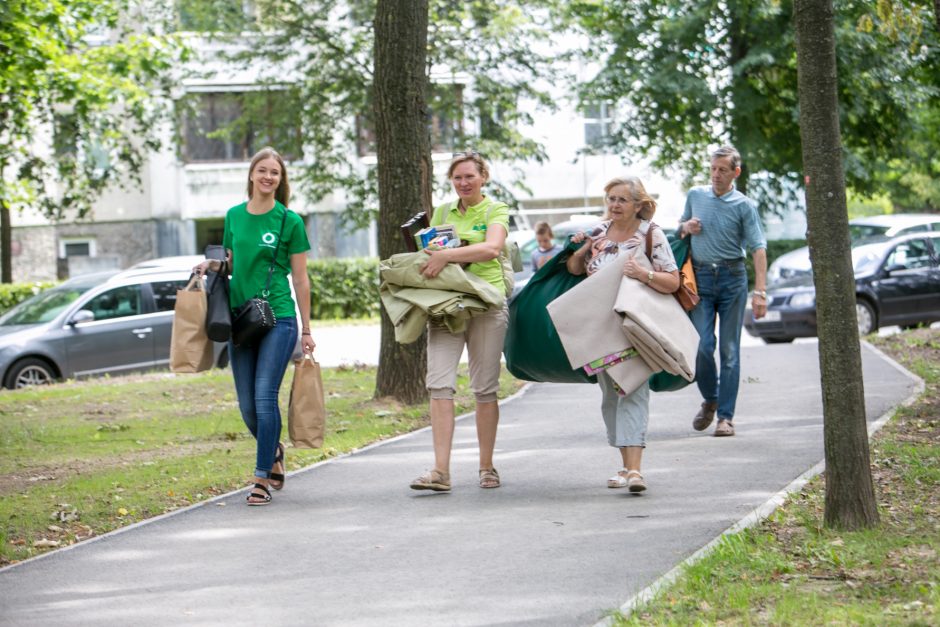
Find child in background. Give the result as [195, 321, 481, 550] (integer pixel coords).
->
[530, 221, 563, 272]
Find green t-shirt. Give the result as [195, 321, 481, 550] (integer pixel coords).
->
[431, 196, 509, 291]
[223, 201, 311, 319]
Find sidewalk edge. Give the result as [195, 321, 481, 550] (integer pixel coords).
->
[595, 341, 924, 625]
[0, 382, 535, 573]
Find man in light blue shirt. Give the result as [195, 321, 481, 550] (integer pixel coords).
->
[678, 146, 768, 437]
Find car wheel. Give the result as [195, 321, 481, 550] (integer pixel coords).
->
[856, 300, 877, 336]
[4, 358, 57, 389]
[763, 337, 794, 344]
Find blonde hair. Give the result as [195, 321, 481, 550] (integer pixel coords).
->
[247, 147, 290, 207]
[447, 150, 490, 181]
[604, 176, 656, 221]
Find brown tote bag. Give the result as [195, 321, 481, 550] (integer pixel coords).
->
[289, 354, 326, 448]
[169, 275, 214, 373]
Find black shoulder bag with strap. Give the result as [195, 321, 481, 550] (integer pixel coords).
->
[231, 209, 289, 347]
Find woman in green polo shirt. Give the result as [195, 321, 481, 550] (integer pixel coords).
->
[409, 151, 509, 493]
[196, 147, 313, 506]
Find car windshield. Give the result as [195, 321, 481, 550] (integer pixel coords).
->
[0, 285, 91, 325]
[849, 224, 889, 241]
[851, 243, 888, 274]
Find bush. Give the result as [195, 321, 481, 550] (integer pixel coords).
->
[746, 238, 807, 288]
[0, 282, 57, 314]
[307, 258, 380, 319]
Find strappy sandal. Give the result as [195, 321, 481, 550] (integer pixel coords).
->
[479, 468, 500, 489]
[246, 482, 272, 506]
[269, 442, 286, 491]
[410, 469, 451, 492]
[608, 469, 646, 493]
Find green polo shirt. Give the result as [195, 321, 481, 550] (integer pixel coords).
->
[223, 201, 310, 319]
[431, 197, 509, 291]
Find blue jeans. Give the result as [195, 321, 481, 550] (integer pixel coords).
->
[690, 260, 748, 422]
[230, 316, 297, 479]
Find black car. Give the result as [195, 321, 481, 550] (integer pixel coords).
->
[745, 232, 940, 343]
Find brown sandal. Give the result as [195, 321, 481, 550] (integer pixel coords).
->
[479, 468, 500, 489]
[410, 469, 451, 492]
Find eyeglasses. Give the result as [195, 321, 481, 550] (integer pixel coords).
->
[452, 150, 480, 158]
[605, 195, 631, 205]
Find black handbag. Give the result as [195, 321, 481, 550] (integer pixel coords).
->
[205, 261, 232, 342]
[231, 210, 288, 347]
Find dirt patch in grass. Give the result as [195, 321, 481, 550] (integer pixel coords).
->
[759, 328, 939, 611]
[0, 441, 240, 497]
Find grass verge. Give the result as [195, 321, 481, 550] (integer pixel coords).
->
[0, 363, 525, 566]
[609, 328, 939, 625]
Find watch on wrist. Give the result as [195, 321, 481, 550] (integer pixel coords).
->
[753, 289, 767, 300]
[646, 270, 654, 284]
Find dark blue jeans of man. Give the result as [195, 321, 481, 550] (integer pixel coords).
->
[690, 260, 749, 422]
[230, 316, 297, 479]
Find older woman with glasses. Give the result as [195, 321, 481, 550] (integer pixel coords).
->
[566, 176, 679, 493]
[409, 151, 510, 493]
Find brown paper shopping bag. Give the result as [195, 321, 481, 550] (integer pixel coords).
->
[289, 354, 326, 448]
[169, 275, 214, 373]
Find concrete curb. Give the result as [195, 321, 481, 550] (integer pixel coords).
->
[0, 381, 535, 574]
[595, 341, 926, 625]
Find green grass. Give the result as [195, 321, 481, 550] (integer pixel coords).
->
[606, 329, 940, 625]
[0, 364, 524, 564]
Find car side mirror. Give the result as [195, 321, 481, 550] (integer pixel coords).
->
[69, 310, 95, 325]
[884, 263, 906, 274]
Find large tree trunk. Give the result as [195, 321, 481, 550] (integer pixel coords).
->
[794, 0, 879, 530]
[372, 0, 432, 404]
[1, 200, 11, 284]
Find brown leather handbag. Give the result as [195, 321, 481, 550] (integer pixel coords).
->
[645, 225, 700, 312]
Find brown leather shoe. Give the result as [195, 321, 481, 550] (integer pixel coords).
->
[693, 401, 718, 431]
[714, 420, 735, 437]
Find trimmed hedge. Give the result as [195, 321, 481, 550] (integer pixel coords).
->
[746, 238, 807, 288]
[307, 257, 380, 320]
[0, 282, 58, 314]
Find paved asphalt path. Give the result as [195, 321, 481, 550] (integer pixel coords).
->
[0, 342, 917, 626]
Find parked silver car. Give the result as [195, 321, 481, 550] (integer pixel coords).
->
[0, 266, 227, 389]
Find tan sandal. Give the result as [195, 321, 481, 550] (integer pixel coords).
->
[608, 469, 646, 493]
[479, 468, 500, 489]
[410, 469, 451, 492]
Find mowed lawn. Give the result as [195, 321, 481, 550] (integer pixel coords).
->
[0, 364, 525, 565]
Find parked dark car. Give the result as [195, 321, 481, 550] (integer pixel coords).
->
[767, 213, 940, 284]
[745, 232, 940, 343]
[0, 265, 227, 389]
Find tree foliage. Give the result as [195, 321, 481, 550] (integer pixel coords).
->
[569, 0, 939, 212]
[0, 0, 185, 281]
[197, 0, 566, 229]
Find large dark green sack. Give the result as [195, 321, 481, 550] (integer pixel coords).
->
[649, 236, 696, 392]
[504, 239, 596, 383]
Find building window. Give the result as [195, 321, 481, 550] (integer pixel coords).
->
[176, 0, 260, 32]
[356, 84, 464, 157]
[583, 102, 613, 148]
[59, 238, 96, 258]
[181, 90, 303, 163]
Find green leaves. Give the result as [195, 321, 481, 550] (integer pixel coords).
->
[0, 0, 185, 223]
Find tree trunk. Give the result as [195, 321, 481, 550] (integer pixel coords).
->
[794, 0, 879, 530]
[1, 199, 11, 284]
[728, 13, 749, 196]
[372, 0, 432, 404]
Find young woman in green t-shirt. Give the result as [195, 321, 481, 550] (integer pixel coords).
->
[195, 147, 314, 506]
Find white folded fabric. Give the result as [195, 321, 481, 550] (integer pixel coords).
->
[613, 253, 699, 381]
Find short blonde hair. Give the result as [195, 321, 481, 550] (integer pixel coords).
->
[447, 150, 490, 181]
[604, 176, 656, 221]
